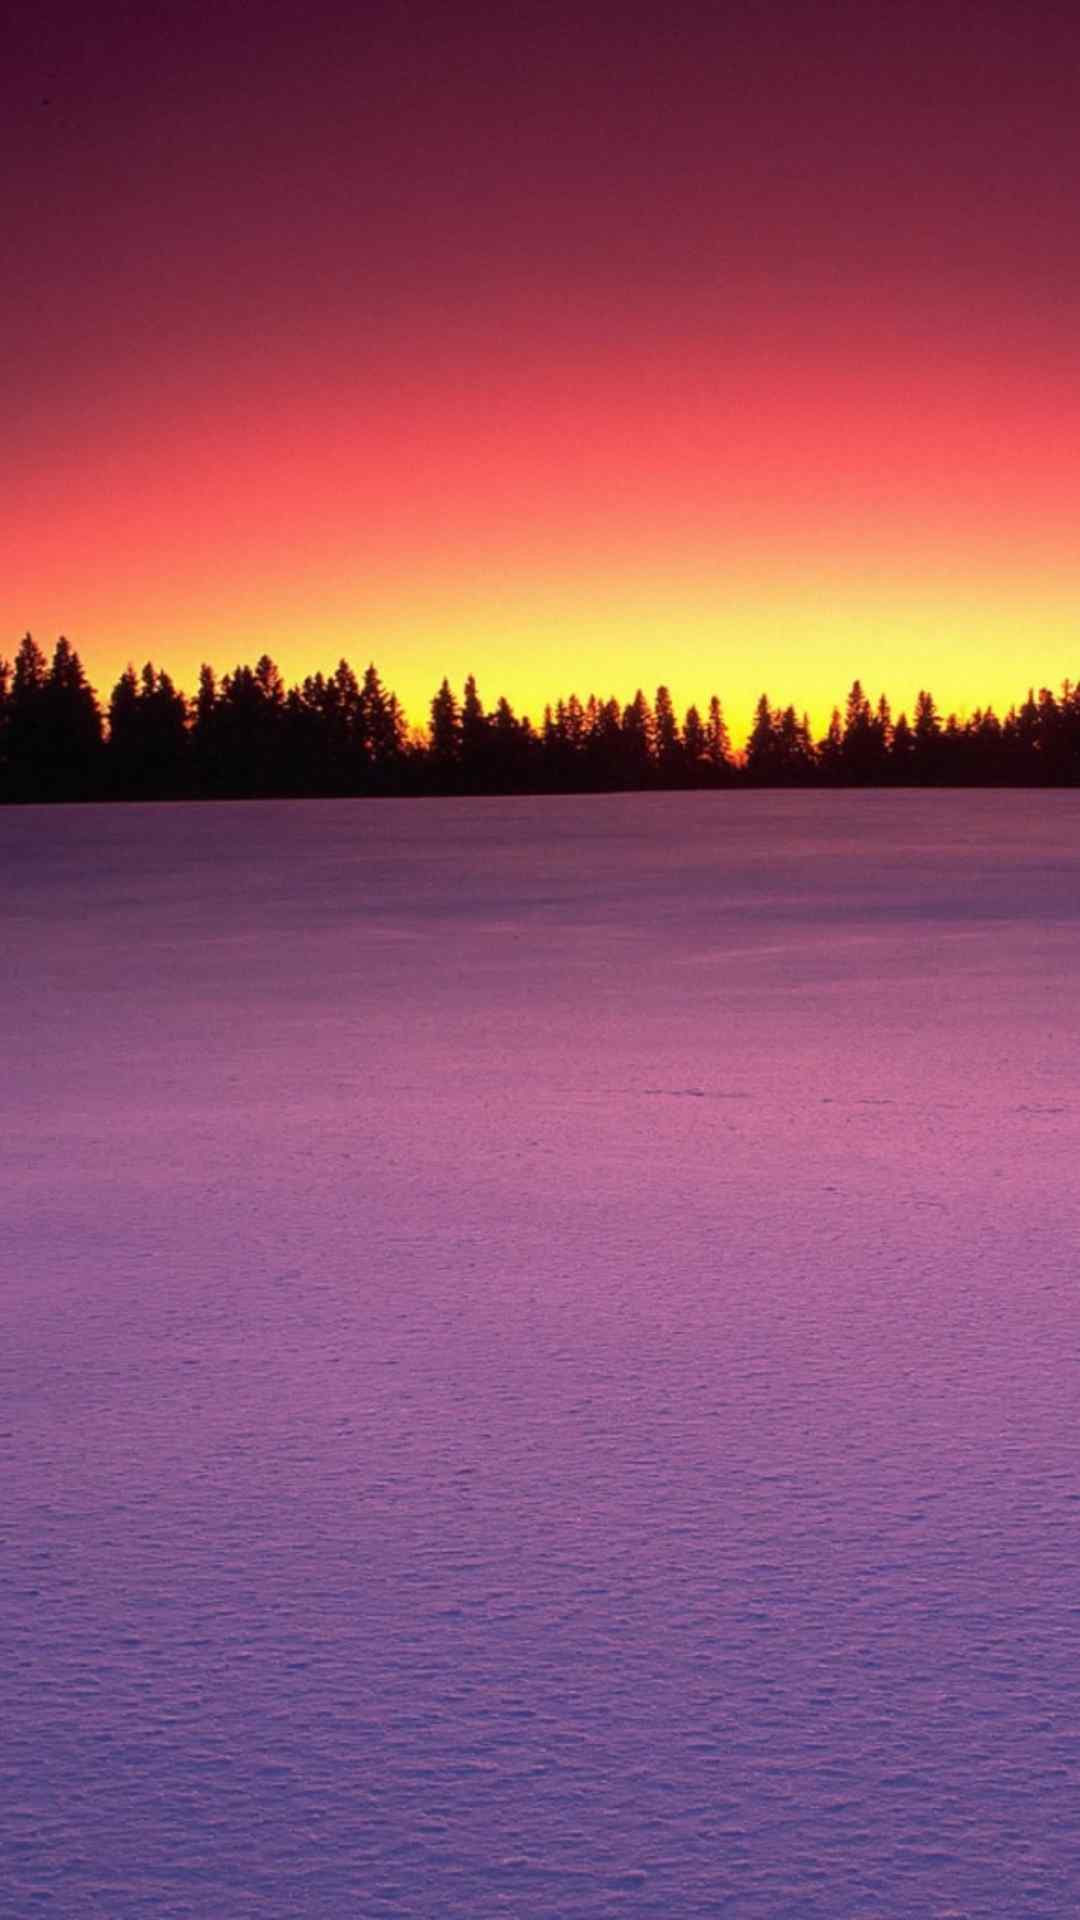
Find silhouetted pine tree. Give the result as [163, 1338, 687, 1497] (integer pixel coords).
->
[841, 680, 888, 783]
[354, 663, 404, 791]
[745, 694, 778, 783]
[0, 653, 11, 800]
[619, 690, 653, 787]
[704, 696, 733, 783]
[429, 678, 461, 789]
[1060, 681, 1080, 782]
[564, 694, 586, 770]
[875, 694, 893, 769]
[967, 708, 1005, 783]
[7, 637, 102, 800]
[653, 684, 682, 784]
[191, 664, 232, 796]
[460, 675, 492, 791]
[912, 690, 943, 784]
[107, 662, 188, 797]
[592, 698, 623, 789]
[7, 635, 48, 799]
[489, 695, 534, 790]
[200, 656, 287, 797]
[888, 710, 913, 781]
[817, 708, 843, 782]
[681, 704, 706, 782]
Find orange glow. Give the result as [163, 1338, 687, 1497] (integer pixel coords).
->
[9, 3, 1080, 747]
[10, 300, 1080, 741]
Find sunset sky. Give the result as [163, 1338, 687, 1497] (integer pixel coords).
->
[6, 0, 1080, 740]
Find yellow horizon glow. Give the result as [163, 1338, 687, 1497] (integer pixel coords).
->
[12, 556, 1079, 750]
[9, 300, 1080, 750]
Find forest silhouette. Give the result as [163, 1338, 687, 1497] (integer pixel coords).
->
[4, 633, 1080, 802]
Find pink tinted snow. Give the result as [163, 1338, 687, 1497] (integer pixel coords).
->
[4, 791, 1080, 1917]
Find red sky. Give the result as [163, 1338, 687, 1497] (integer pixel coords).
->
[6, 0, 1080, 738]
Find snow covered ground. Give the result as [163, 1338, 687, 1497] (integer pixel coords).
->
[4, 790, 1080, 1917]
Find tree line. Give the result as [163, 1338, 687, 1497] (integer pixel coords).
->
[4, 632, 1080, 802]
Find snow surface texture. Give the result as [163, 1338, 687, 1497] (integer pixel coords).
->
[4, 791, 1080, 1919]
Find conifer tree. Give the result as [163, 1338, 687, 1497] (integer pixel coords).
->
[429, 678, 461, 784]
[654, 684, 681, 780]
[682, 703, 707, 779]
[460, 674, 490, 789]
[704, 696, 731, 780]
